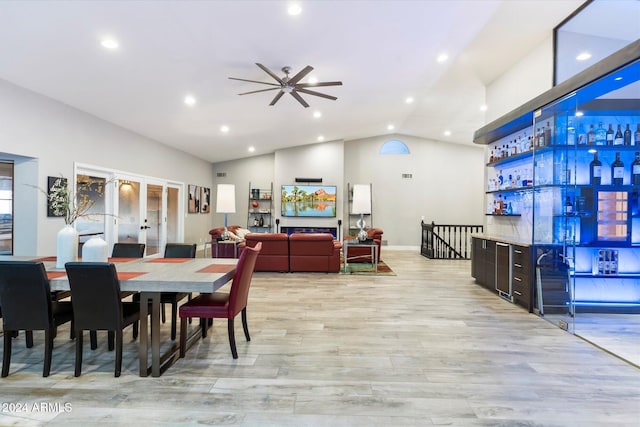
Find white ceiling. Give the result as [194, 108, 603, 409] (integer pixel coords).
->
[0, 0, 587, 163]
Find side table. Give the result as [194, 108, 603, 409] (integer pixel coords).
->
[343, 240, 378, 273]
[213, 240, 240, 258]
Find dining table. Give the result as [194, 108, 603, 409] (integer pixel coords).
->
[0, 255, 237, 377]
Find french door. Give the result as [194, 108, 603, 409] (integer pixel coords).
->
[75, 165, 183, 257]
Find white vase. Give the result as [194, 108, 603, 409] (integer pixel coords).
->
[81, 236, 109, 263]
[56, 224, 78, 268]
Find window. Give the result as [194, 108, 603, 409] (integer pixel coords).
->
[380, 139, 410, 154]
[0, 161, 13, 255]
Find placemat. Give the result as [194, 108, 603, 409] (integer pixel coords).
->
[117, 272, 147, 280]
[108, 257, 138, 262]
[33, 256, 57, 262]
[47, 271, 67, 280]
[145, 258, 191, 263]
[197, 264, 235, 273]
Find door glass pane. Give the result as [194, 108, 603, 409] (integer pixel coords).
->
[167, 187, 179, 244]
[146, 184, 162, 256]
[75, 174, 107, 250]
[118, 180, 140, 244]
[0, 162, 13, 255]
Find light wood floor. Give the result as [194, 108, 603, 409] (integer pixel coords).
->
[1, 250, 639, 426]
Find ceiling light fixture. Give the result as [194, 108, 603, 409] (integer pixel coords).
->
[184, 95, 196, 106]
[480, 104, 488, 112]
[317, 135, 325, 142]
[100, 38, 119, 49]
[313, 111, 322, 118]
[248, 146, 255, 153]
[387, 124, 395, 131]
[444, 130, 452, 137]
[220, 125, 230, 133]
[405, 97, 414, 104]
[436, 53, 448, 63]
[308, 76, 318, 85]
[576, 52, 592, 61]
[288, 3, 302, 16]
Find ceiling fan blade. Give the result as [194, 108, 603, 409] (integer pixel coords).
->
[297, 81, 343, 88]
[269, 90, 285, 106]
[288, 65, 314, 85]
[238, 87, 281, 95]
[296, 88, 338, 101]
[256, 63, 284, 84]
[229, 77, 280, 87]
[290, 90, 310, 108]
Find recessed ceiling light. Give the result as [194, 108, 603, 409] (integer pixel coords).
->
[405, 97, 414, 104]
[184, 95, 196, 106]
[480, 104, 488, 112]
[220, 125, 230, 133]
[288, 3, 302, 15]
[100, 38, 119, 49]
[444, 130, 452, 137]
[313, 111, 322, 118]
[317, 135, 325, 142]
[248, 146, 255, 153]
[387, 124, 395, 131]
[308, 76, 318, 85]
[576, 52, 592, 61]
[614, 76, 623, 81]
[436, 53, 448, 63]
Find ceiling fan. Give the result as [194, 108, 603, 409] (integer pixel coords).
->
[229, 63, 342, 108]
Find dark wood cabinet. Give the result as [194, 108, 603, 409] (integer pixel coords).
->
[471, 237, 496, 291]
[495, 242, 511, 297]
[511, 244, 533, 312]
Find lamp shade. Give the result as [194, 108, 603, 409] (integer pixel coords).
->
[216, 184, 236, 213]
[351, 184, 371, 214]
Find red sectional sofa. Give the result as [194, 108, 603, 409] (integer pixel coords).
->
[244, 233, 290, 272]
[242, 232, 342, 273]
[289, 233, 342, 273]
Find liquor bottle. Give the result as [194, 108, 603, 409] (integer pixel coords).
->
[489, 149, 494, 163]
[595, 122, 606, 145]
[606, 123, 615, 145]
[539, 126, 546, 147]
[635, 123, 640, 146]
[587, 124, 596, 145]
[614, 124, 624, 145]
[632, 152, 640, 185]
[566, 120, 575, 145]
[511, 141, 517, 156]
[564, 196, 573, 215]
[544, 121, 552, 146]
[259, 215, 264, 227]
[506, 201, 513, 215]
[624, 124, 632, 145]
[253, 216, 259, 227]
[611, 152, 624, 186]
[577, 123, 586, 145]
[590, 152, 602, 185]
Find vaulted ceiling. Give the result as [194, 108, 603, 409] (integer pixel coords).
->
[0, 0, 587, 163]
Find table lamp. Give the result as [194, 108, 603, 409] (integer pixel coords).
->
[351, 184, 371, 242]
[216, 184, 236, 240]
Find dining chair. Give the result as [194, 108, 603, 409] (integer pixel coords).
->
[0, 261, 74, 377]
[179, 242, 261, 359]
[65, 262, 143, 377]
[160, 243, 197, 341]
[111, 243, 146, 258]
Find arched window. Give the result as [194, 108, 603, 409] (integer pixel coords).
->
[380, 139, 410, 154]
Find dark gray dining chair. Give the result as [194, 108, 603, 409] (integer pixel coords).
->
[111, 243, 146, 258]
[0, 261, 74, 377]
[65, 262, 143, 377]
[161, 243, 197, 340]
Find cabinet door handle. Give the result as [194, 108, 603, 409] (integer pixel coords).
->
[513, 290, 522, 296]
[514, 263, 522, 268]
[514, 276, 522, 282]
[514, 249, 522, 254]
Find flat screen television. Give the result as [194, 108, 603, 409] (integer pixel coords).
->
[281, 184, 337, 217]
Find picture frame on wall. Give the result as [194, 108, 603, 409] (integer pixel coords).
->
[47, 176, 67, 218]
[188, 184, 200, 213]
[200, 187, 211, 213]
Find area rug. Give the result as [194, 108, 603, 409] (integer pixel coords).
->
[342, 259, 396, 276]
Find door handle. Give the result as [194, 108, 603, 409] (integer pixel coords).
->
[140, 225, 151, 230]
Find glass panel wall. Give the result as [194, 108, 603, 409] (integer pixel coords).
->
[0, 162, 13, 255]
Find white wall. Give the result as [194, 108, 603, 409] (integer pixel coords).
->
[212, 134, 485, 247]
[0, 78, 215, 255]
[485, 35, 555, 122]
